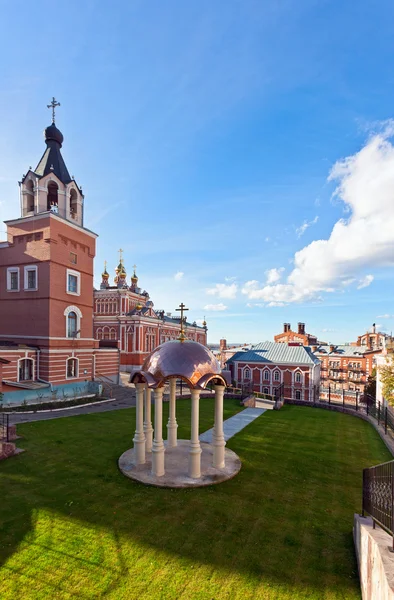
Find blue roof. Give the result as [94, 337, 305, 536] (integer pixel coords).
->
[227, 341, 320, 366]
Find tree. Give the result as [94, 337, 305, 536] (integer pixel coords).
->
[379, 356, 394, 406]
[364, 368, 376, 399]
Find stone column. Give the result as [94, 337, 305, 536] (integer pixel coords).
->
[152, 387, 165, 477]
[167, 378, 178, 447]
[144, 386, 153, 453]
[188, 388, 202, 478]
[212, 385, 226, 469]
[133, 383, 146, 465]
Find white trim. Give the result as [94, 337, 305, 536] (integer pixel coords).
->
[66, 268, 81, 296]
[0, 334, 95, 341]
[6, 267, 20, 292]
[273, 369, 281, 383]
[24, 265, 38, 291]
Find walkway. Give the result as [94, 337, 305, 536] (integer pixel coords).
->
[199, 407, 266, 443]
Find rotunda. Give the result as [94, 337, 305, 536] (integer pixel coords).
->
[118, 333, 241, 488]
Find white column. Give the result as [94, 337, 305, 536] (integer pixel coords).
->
[212, 385, 226, 469]
[144, 386, 153, 453]
[188, 388, 202, 478]
[152, 387, 165, 477]
[133, 383, 146, 465]
[167, 378, 178, 447]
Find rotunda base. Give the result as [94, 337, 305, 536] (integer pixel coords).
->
[118, 439, 241, 488]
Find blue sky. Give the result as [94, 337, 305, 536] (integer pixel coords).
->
[1, 0, 394, 343]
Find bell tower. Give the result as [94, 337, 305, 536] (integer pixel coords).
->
[19, 97, 84, 226]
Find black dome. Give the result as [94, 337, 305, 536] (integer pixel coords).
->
[44, 123, 64, 146]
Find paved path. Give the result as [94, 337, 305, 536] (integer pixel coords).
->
[199, 407, 266, 443]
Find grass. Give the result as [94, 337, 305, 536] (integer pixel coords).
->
[0, 400, 391, 599]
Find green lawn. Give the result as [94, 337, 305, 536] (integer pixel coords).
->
[0, 400, 391, 600]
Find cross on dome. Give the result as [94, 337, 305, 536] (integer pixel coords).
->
[47, 97, 61, 124]
[176, 302, 189, 342]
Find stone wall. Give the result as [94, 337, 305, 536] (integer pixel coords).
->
[354, 514, 394, 599]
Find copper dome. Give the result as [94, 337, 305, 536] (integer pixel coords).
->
[136, 339, 226, 389]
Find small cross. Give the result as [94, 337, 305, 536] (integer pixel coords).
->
[47, 97, 61, 124]
[104, 260, 107, 270]
[133, 264, 137, 273]
[118, 248, 123, 263]
[176, 302, 189, 341]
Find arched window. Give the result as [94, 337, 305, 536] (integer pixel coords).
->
[263, 369, 270, 381]
[19, 358, 33, 381]
[295, 390, 301, 400]
[26, 180, 34, 212]
[274, 370, 280, 382]
[110, 328, 117, 340]
[69, 189, 78, 219]
[295, 371, 302, 383]
[47, 182, 59, 211]
[263, 387, 269, 394]
[244, 367, 251, 380]
[67, 357, 78, 378]
[96, 328, 103, 340]
[67, 311, 77, 338]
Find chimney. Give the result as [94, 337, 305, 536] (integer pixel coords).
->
[329, 344, 336, 353]
[372, 323, 376, 334]
[311, 345, 318, 353]
[220, 338, 227, 351]
[298, 322, 305, 335]
[283, 322, 287, 333]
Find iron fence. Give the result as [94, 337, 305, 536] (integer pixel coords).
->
[1, 413, 9, 442]
[362, 459, 394, 550]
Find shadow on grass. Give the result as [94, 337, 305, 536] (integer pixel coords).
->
[0, 401, 391, 599]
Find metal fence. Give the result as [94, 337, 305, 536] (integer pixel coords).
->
[362, 459, 394, 550]
[1, 413, 10, 442]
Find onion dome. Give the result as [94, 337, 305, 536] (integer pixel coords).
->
[136, 301, 143, 311]
[202, 317, 207, 329]
[44, 123, 64, 147]
[131, 267, 138, 286]
[102, 262, 109, 280]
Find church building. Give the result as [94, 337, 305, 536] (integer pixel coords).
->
[93, 258, 207, 373]
[0, 100, 119, 402]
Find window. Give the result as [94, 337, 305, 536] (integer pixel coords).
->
[67, 358, 78, 378]
[263, 387, 269, 394]
[295, 371, 302, 383]
[70, 252, 77, 265]
[263, 370, 270, 381]
[295, 390, 301, 400]
[244, 368, 251, 380]
[26, 180, 35, 212]
[24, 266, 38, 290]
[7, 267, 19, 291]
[274, 371, 280, 382]
[70, 189, 78, 219]
[66, 269, 80, 295]
[67, 312, 78, 337]
[19, 358, 33, 381]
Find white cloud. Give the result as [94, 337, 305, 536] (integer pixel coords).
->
[265, 237, 270, 242]
[322, 328, 336, 333]
[204, 303, 228, 311]
[377, 314, 393, 319]
[206, 282, 238, 299]
[357, 274, 374, 289]
[242, 124, 394, 305]
[296, 215, 319, 238]
[224, 276, 237, 282]
[267, 301, 286, 307]
[174, 271, 184, 281]
[265, 267, 285, 284]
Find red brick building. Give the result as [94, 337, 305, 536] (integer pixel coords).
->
[226, 341, 321, 402]
[93, 261, 207, 373]
[274, 322, 320, 346]
[0, 106, 119, 403]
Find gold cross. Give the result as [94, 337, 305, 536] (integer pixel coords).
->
[118, 248, 123, 263]
[176, 302, 189, 341]
[47, 97, 61, 124]
[104, 260, 107, 270]
[133, 264, 137, 273]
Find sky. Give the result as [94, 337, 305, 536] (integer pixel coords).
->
[1, 0, 394, 344]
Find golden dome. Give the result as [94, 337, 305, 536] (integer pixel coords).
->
[138, 339, 226, 389]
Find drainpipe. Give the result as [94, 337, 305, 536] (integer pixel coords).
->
[36, 349, 53, 390]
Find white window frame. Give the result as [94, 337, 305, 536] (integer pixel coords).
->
[273, 370, 280, 382]
[66, 357, 79, 379]
[66, 268, 81, 296]
[295, 371, 302, 383]
[17, 357, 35, 382]
[263, 369, 270, 381]
[7, 267, 20, 292]
[64, 305, 82, 338]
[243, 367, 251, 380]
[295, 390, 302, 400]
[24, 265, 38, 291]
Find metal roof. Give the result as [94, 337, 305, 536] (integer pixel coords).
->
[315, 344, 374, 357]
[227, 341, 320, 366]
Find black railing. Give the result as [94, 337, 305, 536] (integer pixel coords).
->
[1, 413, 10, 442]
[362, 459, 394, 550]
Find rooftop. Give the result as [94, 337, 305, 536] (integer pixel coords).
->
[227, 341, 320, 366]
